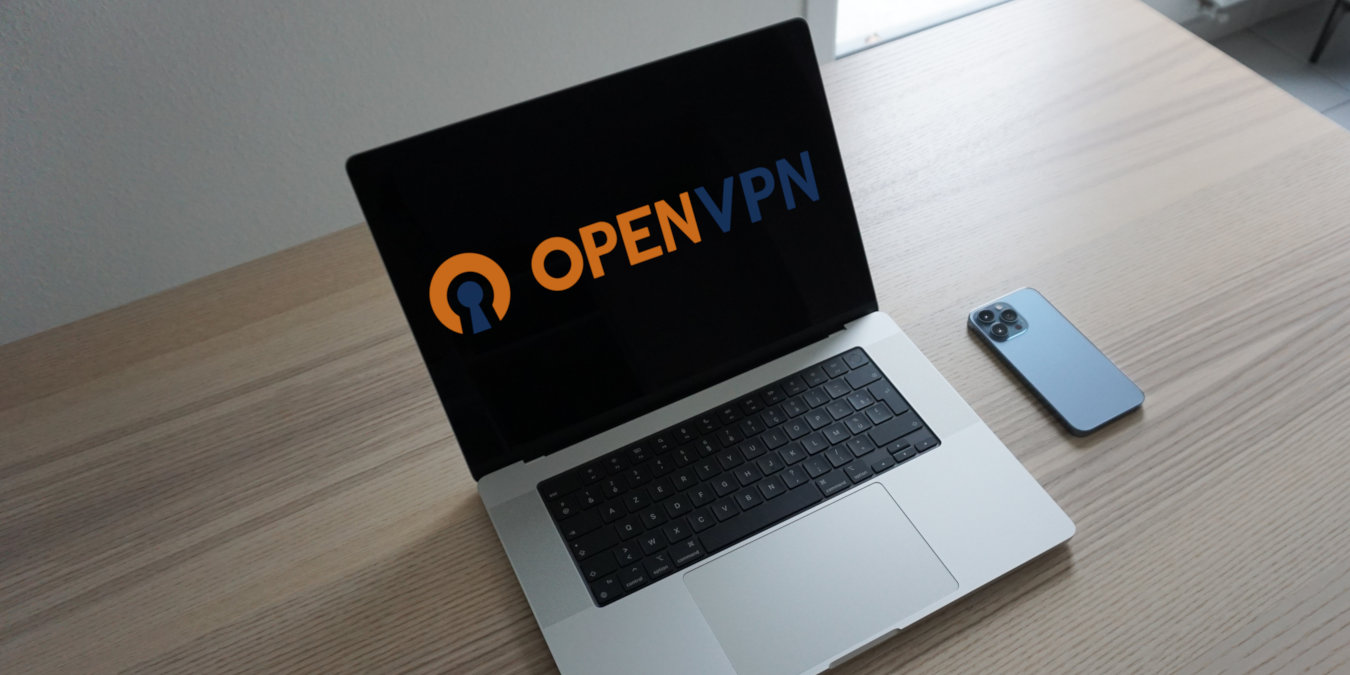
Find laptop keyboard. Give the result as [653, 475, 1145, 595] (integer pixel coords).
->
[537, 347, 940, 607]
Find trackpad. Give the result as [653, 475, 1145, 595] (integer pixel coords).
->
[684, 485, 957, 675]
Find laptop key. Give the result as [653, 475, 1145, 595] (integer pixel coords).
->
[888, 441, 917, 463]
[824, 446, 852, 468]
[757, 453, 784, 475]
[779, 443, 807, 465]
[619, 564, 648, 592]
[847, 437, 875, 458]
[735, 465, 762, 486]
[739, 417, 764, 436]
[649, 478, 675, 501]
[716, 450, 744, 471]
[674, 446, 698, 467]
[572, 526, 618, 559]
[671, 538, 705, 568]
[823, 357, 849, 378]
[780, 465, 809, 488]
[870, 455, 896, 474]
[664, 497, 691, 519]
[803, 456, 831, 478]
[712, 476, 738, 496]
[591, 575, 623, 606]
[561, 509, 602, 540]
[688, 484, 715, 506]
[781, 375, 807, 396]
[699, 483, 823, 553]
[758, 476, 786, 500]
[761, 386, 784, 405]
[824, 380, 851, 398]
[845, 366, 882, 389]
[822, 423, 850, 445]
[814, 470, 850, 497]
[615, 515, 643, 540]
[689, 508, 716, 532]
[600, 501, 625, 523]
[846, 391, 875, 410]
[761, 428, 789, 449]
[803, 387, 830, 407]
[712, 498, 739, 521]
[644, 551, 675, 580]
[651, 456, 675, 476]
[907, 430, 940, 452]
[843, 413, 872, 435]
[826, 400, 852, 420]
[614, 543, 640, 566]
[784, 418, 810, 439]
[695, 459, 720, 480]
[626, 465, 650, 488]
[782, 396, 809, 417]
[581, 551, 617, 581]
[842, 349, 869, 369]
[717, 405, 740, 424]
[695, 437, 719, 456]
[716, 427, 741, 447]
[739, 396, 761, 415]
[600, 477, 625, 498]
[843, 460, 873, 484]
[671, 467, 697, 491]
[540, 472, 582, 501]
[868, 381, 910, 414]
[865, 403, 894, 424]
[801, 433, 829, 454]
[637, 506, 666, 529]
[739, 439, 766, 460]
[664, 518, 691, 543]
[624, 491, 650, 512]
[696, 414, 720, 434]
[761, 406, 786, 426]
[639, 532, 664, 555]
[802, 366, 829, 387]
[734, 487, 763, 510]
[869, 411, 922, 447]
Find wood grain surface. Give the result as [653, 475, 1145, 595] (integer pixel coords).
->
[4, 0, 1350, 671]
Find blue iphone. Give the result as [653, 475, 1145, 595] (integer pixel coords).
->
[969, 288, 1143, 435]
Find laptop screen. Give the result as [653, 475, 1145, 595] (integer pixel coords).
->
[347, 19, 876, 479]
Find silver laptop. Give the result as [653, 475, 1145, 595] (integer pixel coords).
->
[346, 19, 1073, 675]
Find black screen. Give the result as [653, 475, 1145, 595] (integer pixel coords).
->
[347, 20, 876, 479]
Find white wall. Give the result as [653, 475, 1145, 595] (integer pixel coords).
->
[0, 0, 814, 345]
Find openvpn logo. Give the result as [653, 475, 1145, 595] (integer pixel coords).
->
[427, 150, 819, 335]
[428, 253, 510, 334]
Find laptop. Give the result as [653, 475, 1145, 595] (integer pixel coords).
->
[346, 18, 1073, 675]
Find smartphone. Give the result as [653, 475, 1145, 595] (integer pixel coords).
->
[968, 288, 1143, 435]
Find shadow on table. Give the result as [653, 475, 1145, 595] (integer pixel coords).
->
[131, 494, 558, 674]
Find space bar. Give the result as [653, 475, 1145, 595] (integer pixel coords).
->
[698, 484, 824, 553]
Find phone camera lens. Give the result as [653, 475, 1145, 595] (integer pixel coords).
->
[990, 323, 1009, 339]
[976, 309, 996, 324]
[999, 308, 1018, 323]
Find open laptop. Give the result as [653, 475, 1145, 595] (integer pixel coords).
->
[346, 18, 1073, 675]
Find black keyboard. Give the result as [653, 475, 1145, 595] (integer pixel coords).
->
[538, 347, 940, 607]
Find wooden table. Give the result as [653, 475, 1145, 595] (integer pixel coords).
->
[5, 0, 1350, 671]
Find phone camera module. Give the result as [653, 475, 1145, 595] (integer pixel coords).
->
[999, 308, 1019, 323]
[976, 309, 996, 324]
[990, 323, 1009, 340]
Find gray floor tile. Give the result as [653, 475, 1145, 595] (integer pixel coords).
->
[1320, 98, 1350, 127]
[1250, 1, 1350, 88]
[1214, 29, 1350, 110]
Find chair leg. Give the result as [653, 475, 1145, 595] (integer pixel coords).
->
[1311, 0, 1348, 63]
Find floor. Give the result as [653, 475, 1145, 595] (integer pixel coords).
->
[1211, 1, 1350, 129]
